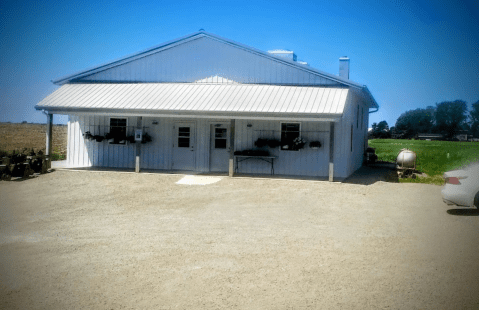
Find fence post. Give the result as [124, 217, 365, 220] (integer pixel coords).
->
[46, 113, 53, 169]
[229, 119, 235, 177]
[329, 122, 335, 182]
[135, 117, 142, 173]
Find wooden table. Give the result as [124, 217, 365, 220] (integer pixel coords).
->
[234, 155, 277, 175]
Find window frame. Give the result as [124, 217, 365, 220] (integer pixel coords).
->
[280, 122, 301, 151]
[108, 117, 128, 145]
[213, 127, 228, 149]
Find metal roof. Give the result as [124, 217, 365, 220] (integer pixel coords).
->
[36, 83, 350, 121]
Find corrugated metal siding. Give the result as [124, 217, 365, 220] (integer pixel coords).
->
[67, 115, 138, 168]
[78, 37, 339, 86]
[63, 96, 363, 178]
[329, 91, 367, 179]
[234, 120, 330, 176]
[38, 83, 349, 116]
[67, 114, 333, 177]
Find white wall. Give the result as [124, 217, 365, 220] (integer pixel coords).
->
[67, 115, 334, 177]
[79, 37, 340, 86]
[67, 115, 228, 172]
[68, 115, 136, 168]
[331, 92, 368, 179]
[67, 113, 371, 179]
[234, 119, 330, 177]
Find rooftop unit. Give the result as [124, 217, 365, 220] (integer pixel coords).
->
[267, 50, 297, 61]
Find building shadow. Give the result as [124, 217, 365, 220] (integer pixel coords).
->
[447, 208, 479, 216]
[342, 162, 399, 185]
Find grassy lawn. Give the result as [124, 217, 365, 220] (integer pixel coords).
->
[369, 139, 479, 185]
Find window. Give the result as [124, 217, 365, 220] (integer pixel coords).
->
[351, 124, 353, 152]
[281, 123, 300, 151]
[357, 105, 359, 128]
[178, 127, 190, 148]
[361, 107, 364, 129]
[109, 118, 127, 144]
[214, 128, 227, 149]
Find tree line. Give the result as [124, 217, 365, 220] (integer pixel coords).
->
[370, 100, 479, 140]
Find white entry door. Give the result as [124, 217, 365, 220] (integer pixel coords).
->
[172, 122, 196, 171]
[209, 123, 229, 172]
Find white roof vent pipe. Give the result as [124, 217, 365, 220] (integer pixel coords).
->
[339, 56, 350, 79]
[268, 50, 297, 61]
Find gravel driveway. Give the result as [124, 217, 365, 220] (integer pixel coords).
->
[1, 170, 478, 309]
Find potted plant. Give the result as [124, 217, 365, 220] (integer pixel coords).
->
[127, 136, 136, 144]
[94, 135, 104, 142]
[104, 132, 115, 143]
[141, 132, 152, 144]
[254, 138, 268, 148]
[291, 137, 306, 150]
[83, 131, 94, 141]
[309, 141, 322, 149]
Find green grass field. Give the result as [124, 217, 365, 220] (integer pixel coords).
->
[369, 139, 479, 185]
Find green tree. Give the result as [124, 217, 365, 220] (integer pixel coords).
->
[470, 100, 479, 138]
[380, 120, 389, 129]
[435, 100, 468, 139]
[371, 120, 390, 138]
[395, 108, 435, 138]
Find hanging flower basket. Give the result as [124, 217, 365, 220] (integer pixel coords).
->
[254, 138, 268, 148]
[141, 132, 152, 144]
[127, 136, 136, 144]
[309, 141, 322, 149]
[290, 137, 306, 150]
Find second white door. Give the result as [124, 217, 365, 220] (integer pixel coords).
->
[172, 122, 196, 171]
[209, 123, 229, 172]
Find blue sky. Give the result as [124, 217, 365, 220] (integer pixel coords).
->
[1, 0, 478, 126]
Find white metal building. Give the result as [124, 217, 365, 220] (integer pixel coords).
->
[36, 31, 379, 181]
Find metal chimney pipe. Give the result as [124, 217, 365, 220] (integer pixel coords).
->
[339, 56, 350, 79]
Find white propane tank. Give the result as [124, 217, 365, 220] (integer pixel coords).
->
[396, 148, 417, 169]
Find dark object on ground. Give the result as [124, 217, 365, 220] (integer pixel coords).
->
[364, 147, 378, 165]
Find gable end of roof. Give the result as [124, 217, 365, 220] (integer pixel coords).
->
[52, 31, 366, 90]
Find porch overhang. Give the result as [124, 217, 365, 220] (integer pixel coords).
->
[36, 83, 351, 122]
[38, 107, 341, 122]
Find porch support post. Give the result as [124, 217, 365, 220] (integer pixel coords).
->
[135, 117, 142, 173]
[329, 122, 335, 182]
[229, 119, 235, 177]
[46, 113, 53, 169]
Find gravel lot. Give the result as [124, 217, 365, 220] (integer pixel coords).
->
[1, 170, 478, 309]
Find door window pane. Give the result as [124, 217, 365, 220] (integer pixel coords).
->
[178, 138, 190, 148]
[214, 128, 227, 149]
[179, 127, 190, 136]
[215, 139, 227, 149]
[178, 127, 190, 148]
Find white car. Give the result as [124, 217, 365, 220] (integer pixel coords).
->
[442, 163, 479, 208]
